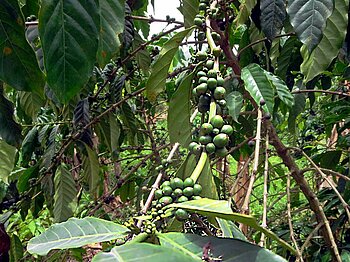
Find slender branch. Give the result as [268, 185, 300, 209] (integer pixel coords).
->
[300, 222, 324, 256]
[191, 214, 215, 236]
[126, 15, 184, 25]
[301, 167, 350, 181]
[291, 89, 350, 98]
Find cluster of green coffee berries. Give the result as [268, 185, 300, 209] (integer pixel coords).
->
[153, 177, 202, 221]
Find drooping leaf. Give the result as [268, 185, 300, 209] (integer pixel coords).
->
[276, 36, 299, 81]
[73, 98, 93, 148]
[197, 156, 218, 199]
[169, 198, 296, 254]
[158, 233, 287, 261]
[265, 72, 294, 107]
[260, 0, 286, 39]
[0, 86, 22, 148]
[146, 28, 193, 102]
[39, 0, 99, 103]
[41, 125, 59, 169]
[53, 164, 77, 223]
[27, 217, 130, 256]
[226, 91, 243, 122]
[122, 4, 134, 50]
[92, 243, 197, 262]
[241, 63, 275, 113]
[97, 0, 125, 67]
[287, 0, 333, 52]
[120, 102, 139, 145]
[82, 144, 100, 195]
[0, 140, 17, 183]
[17, 91, 45, 120]
[216, 218, 248, 241]
[9, 234, 23, 262]
[0, 0, 44, 93]
[288, 91, 306, 133]
[133, 33, 151, 73]
[17, 165, 39, 193]
[300, 0, 349, 82]
[96, 113, 120, 157]
[21, 127, 39, 165]
[182, 0, 199, 28]
[168, 73, 194, 147]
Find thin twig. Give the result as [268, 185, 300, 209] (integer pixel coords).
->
[126, 15, 184, 25]
[301, 167, 350, 181]
[300, 223, 324, 256]
[291, 89, 350, 98]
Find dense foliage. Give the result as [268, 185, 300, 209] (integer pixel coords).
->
[1, 0, 350, 261]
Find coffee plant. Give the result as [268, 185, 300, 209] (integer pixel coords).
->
[2, 0, 350, 261]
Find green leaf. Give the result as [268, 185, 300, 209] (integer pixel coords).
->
[265, 72, 294, 107]
[276, 36, 299, 81]
[226, 91, 243, 122]
[17, 165, 39, 193]
[146, 28, 193, 102]
[53, 164, 78, 223]
[158, 233, 287, 261]
[241, 63, 274, 113]
[97, 0, 125, 67]
[96, 113, 121, 156]
[169, 198, 296, 254]
[168, 73, 194, 147]
[21, 127, 39, 165]
[236, 0, 258, 25]
[182, 0, 199, 28]
[82, 144, 101, 195]
[17, 91, 45, 120]
[216, 218, 248, 241]
[287, 0, 333, 52]
[260, 0, 286, 39]
[288, 91, 306, 133]
[197, 156, 218, 199]
[10, 234, 23, 262]
[27, 217, 130, 256]
[93, 243, 197, 262]
[133, 33, 151, 73]
[0, 140, 17, 183]
[0, 0, 44, 93]
[39, 0, 99, 103]
[300, 0, 349, 82]
[0, 86, 22, 148]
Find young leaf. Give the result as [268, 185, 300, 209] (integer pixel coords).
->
[146, 28, 193, 102]
[226, 91, 243, 122]
[260, 0, 286, 39]
[301, 0, 349, 82]
[27, 217, 130, 256]
[0, 140, 17, 183]
[92, 243, 197, 262]
[97, 0, 125, 67]
[39, 0, 99, 103]
[169, 198, 296, 254]
[182, 0, 199, 28]
[241, 63, 274, 113]
[168, 73, 194, 147]
[0, 0, 44, 93]
[287, 0, 333, 52]
[158, 233, 287, 261]
[53, 164, 77, 223]
[265, 72, 294, 107]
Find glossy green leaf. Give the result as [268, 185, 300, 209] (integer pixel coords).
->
[287, 0, 333, 52]
[39, 0, 99, 103]
[17, 165, 39, 192]
[53, 164, 77, 223]
[265, 72, 294, 107]
[0, 0, 44, 93]
[92, 243, 197, 262]
[10, 234, 23, 262]
[168, 73, 194, 147]
[17, 91, 45, 120]
[146, 28, 193, 102]
[241, 63, 274, 113]
[182, 0, 199, 28]
[226, 91, 243, 122]
[276, 36, 299, 81]
[0, 140, 17, 183]
[301, 0, 349, 82]
[82, 144, 101, 195]
[97, 0, 125, 67]
[27, 217, 130, 256]
[260, 0, 286, 39]
[216, 218, 248, 241]
[169, 198, 296, 254]
[158, 233, 287, 261]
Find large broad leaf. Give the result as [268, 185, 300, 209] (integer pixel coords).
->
[0, 140, 17, 183]
[82, 144, 100, 195]
[97, 0, 125, 67]
[27, 217, 130, 256]
[300, 0, 349, 82]
[287, 0, 333, 52]
[158, 233, 287, 261]
[39, 0, 99, 103]
[92, 243, 197, 262]
[0, 0, 44, 93]
[53, 164, 77, 223]
[260, 0, 286, 39]
[146, 28, 193, 102]
[216, 218, 248, 241]
[182, 0, 199, 28]
[226, 91, 243, 122]
[265, 72, 294, 107]
[168, 73, 193, 147]
[241, 64, 274, 113]
[0, 86, 22, 148]
[169, 198, 296, 254]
